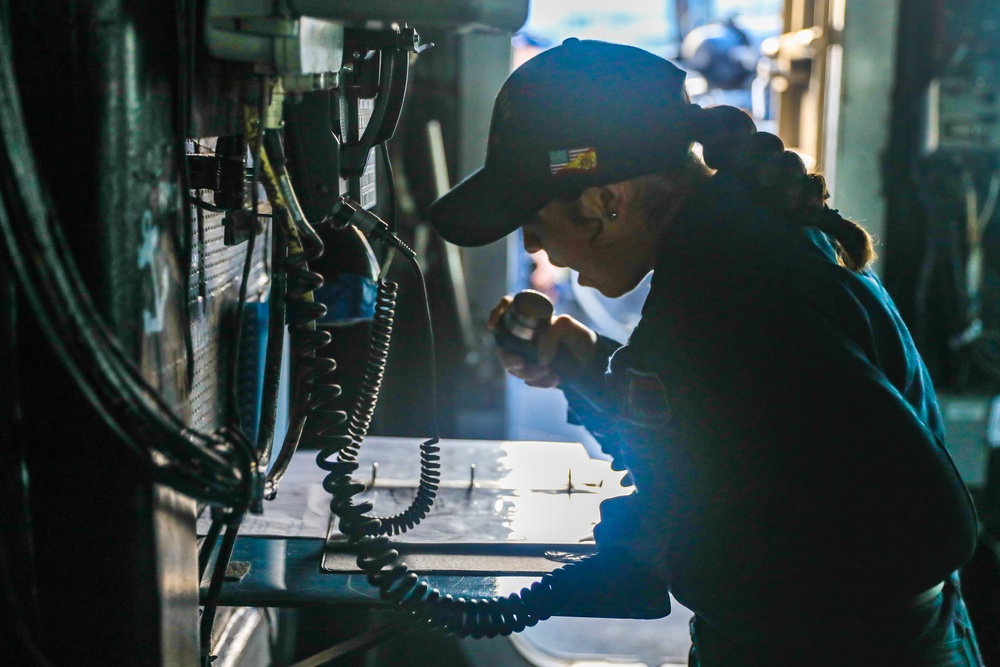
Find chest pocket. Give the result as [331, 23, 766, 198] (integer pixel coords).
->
[624, 368, 671, 429]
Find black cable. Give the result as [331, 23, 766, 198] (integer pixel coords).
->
[227, 79, 265, 437]
[37, 199, 245, 498]
[247, 128, 442, 530]
[321, 254, 442, 536]
[317, 275, 442, 537]
[254, 230, 288, 470]
[199, 512, 244, 666]
[253, 129, 328, 488]
[408, 241, 439, 441]
[380, 140, 397, 234]
[228, 202, 258, 432]
[198, 517, 224, 582]
[259, 127, 428, 508]
[0, 0, 253, 507]
[321, 241, 611, 637]
[314, 142, 441, 536]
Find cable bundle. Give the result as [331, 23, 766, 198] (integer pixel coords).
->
[0, 6, 254, 509]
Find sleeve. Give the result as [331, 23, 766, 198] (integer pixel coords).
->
[563, 334, 619, 423]
[558, 334, 632, 471]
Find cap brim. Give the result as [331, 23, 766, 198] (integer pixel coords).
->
[428, 166, 550, 248]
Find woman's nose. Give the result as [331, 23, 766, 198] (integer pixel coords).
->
[522, 228, 542, 253]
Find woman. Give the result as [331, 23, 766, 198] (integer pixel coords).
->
[429, 39, 982, 665]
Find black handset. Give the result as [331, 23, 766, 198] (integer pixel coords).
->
[493, 290, 583, 380]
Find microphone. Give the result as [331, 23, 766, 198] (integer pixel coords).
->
[493, 290, 582, 379]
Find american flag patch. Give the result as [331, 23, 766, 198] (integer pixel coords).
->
[548, 147, 598, 176]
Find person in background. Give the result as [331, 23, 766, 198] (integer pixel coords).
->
[429, 39, 983, 666]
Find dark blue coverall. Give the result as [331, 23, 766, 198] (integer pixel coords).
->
[561, 173, 983, 665]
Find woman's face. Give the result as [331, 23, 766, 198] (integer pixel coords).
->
[521, 190, 657, 298]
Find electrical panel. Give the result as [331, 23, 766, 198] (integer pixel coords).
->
[923, 76, 1000, 154]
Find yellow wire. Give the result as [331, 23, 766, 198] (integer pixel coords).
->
[243, 96, 305, 257]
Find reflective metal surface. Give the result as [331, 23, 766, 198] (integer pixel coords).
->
[201, 439, 634, 609]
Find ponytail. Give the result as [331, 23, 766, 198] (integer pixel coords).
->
[688, 105, 876, 271]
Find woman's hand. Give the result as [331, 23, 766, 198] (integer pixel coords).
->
[487, 295, 598, 388]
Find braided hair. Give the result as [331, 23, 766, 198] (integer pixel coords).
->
[686, 105, 875, 272]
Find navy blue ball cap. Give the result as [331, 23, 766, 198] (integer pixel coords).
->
[429, 38, 693, 247]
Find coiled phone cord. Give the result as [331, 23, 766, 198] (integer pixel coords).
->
[319, 248, 607, 637]
[260, 129, 441, 535]
[314, 279, 442, 537]
[340, 283, 397, 453]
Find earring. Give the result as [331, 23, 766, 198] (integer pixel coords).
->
[609, 211, 618, 220]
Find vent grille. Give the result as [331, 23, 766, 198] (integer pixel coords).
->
[187, 197, 270, 432]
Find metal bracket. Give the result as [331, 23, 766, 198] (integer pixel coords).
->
[205, 0, 344, 77]
[344, 26, 420, 54]
[185, 152, 245, 212]
[339, 27, 416, 177]
[185, 137, 263, 247]
[282, 89, 343, 222]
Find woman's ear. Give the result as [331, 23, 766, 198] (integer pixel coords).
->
[579, 181, 634, 222]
